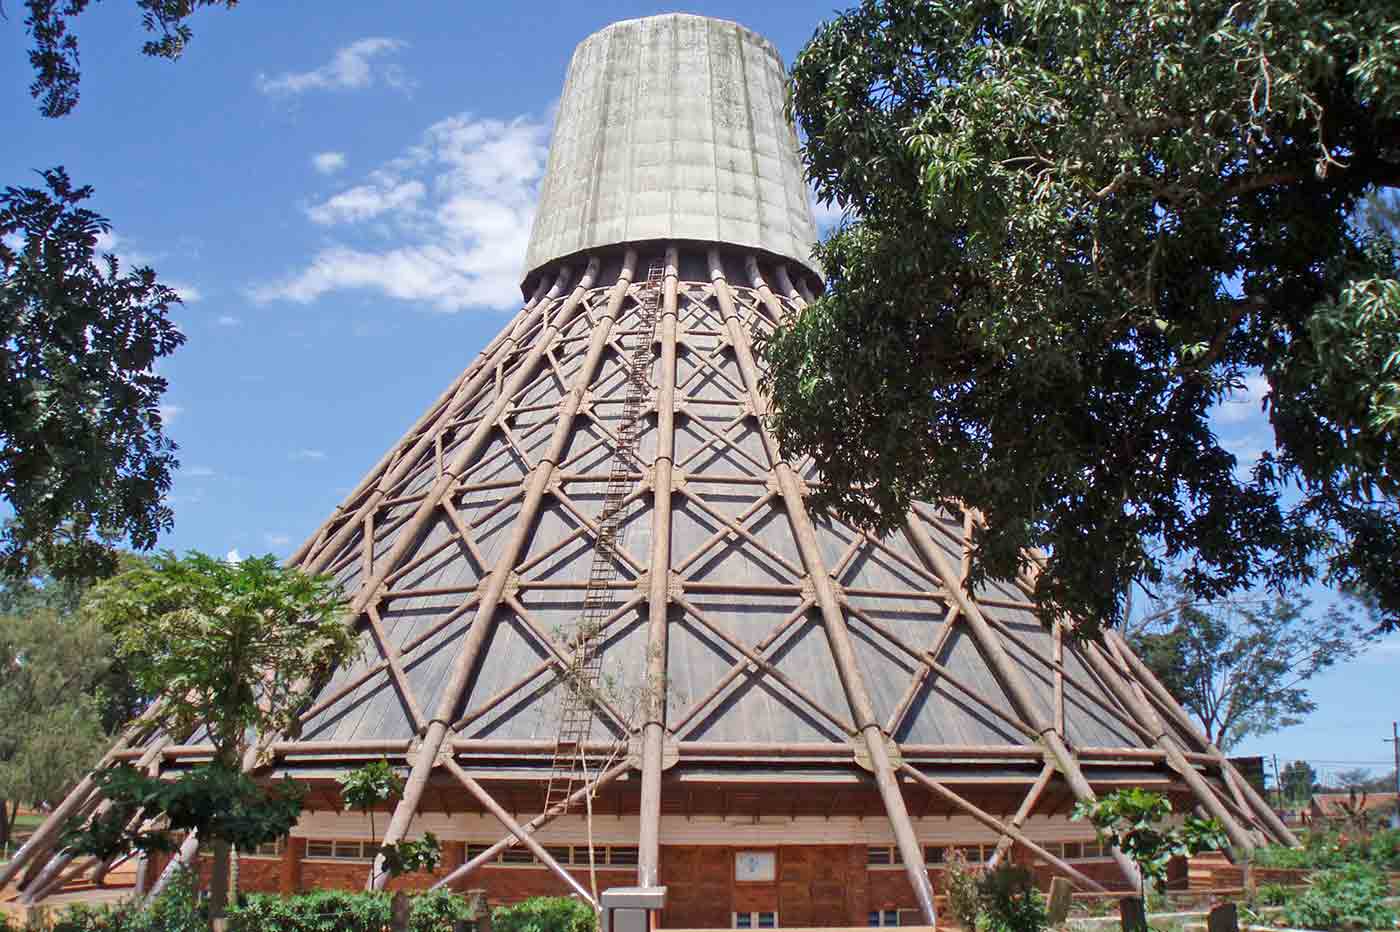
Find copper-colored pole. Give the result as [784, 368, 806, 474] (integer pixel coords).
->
[986, 762, 1055, 869]
[1076, 639, 1258, 855]
[431, 759, 633, 891]
[299, 272, 569, 574]
[442, 759, 597, 906]
[898, 764, 1108, 892]
[714, 250, 937, 927]
[638, 246, 680, 887]
[1105, 631, 1297, 846]
[900, 514, 1142, 887]
[368, 254, 628, 889]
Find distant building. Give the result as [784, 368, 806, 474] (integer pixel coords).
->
[1309, 791, 1400, 829]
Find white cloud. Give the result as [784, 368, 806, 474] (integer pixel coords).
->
[264, 533, 292, 548]
[254, 113, 549, 312]
[158, 403, 183, 423]
[167, 281, 203, 303]
[1216, 374, 1270, 425]
[257, 38, 413, 96]
[216, 314, 240, 326]
[225, 548, 242, 564]
[312, 151, 348, 174]
[306, 179, 425, 225]
[291, 448, 326, 461]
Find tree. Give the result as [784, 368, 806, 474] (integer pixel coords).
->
[1, 170, 186, 583]
[1334, 768, 1376, 791]
[21, 0, 238, 118]
[764, 0, 1400, 635]
[1074, 788, 1226, 901]
[72, 551, 358, 922]
[1126, 580, 1374, 750]
[1281, 761, 1319, 805]
[0, 608, 111, 849]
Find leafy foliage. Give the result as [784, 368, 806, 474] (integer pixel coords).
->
[64, 763, 305, 860]
[1280, 863, 1397, 930]
[229, 888, 476, 932]
[339, 759, 404, 817]
[941, 848, 982, 930]
[1127, 580, 1375, 749]
[23, 0, 239, 118]
[1282, 761, 1320, 805]
[83, 551, 356, 764]
[1073, 788, 1226, 891]
[0, 605, 110, 848]
[491, 897, 596, 932]
[1254, 828, 1400, 871]
[973, 866, 1048, 932]
[766, 0, 1400, 634]
[0, 169, 184, 583]
[47, 866, 205, 932]
[375, 832, 442, 879]
[32, 880, 476, 932]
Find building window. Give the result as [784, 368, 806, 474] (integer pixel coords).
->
[305, 840, 335, 859]
[249, 839, 283, 858]
[734, 912, 777, 929]
[867, 845, 894, 866]
[924, 846, 945, 865]
[501, 846, 536, 864]
[460, 843, 640, 868]
[868, 910, 900, 927]
[954, 844, 983, 864]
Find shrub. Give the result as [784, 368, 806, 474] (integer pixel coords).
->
[38, 882, 472, 932]
[974, 866, 1047, 932]
[1280, 863, 1397, 931]
[1253, 882, 1293, 907]
[941, 848, 982, 930]
[492, 897, 595, 932]
[228, 888, 473, 932]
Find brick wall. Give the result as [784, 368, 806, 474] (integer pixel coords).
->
[208, 842, 1136, 926]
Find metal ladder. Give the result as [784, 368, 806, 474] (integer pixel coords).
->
[542, 260, 664, 814]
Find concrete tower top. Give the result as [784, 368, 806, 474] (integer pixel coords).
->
[523, 13, 821, 287]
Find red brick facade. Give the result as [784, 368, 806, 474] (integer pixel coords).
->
[215, 842, 1131, 928]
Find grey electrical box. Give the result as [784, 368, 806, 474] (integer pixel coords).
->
[600, 886, 667, 932]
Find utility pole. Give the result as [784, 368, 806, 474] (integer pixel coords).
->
[1386, 723, 1399, 829]
[1272, 754, 1282, 810]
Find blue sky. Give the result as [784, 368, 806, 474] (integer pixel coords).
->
[2, 2, 1394, 783]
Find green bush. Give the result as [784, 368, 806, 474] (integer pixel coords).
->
[1280, 863, 1397, 931]
[1254, 827, 1400, 872]
[228, 888, 473, 932]
[49, 868, 203, 932]
[491, 897, 595, 932]
[973, 867, 1048, 932]
[941, 849, 983, 930]
[37, 879, 473, 932]
[1253, 882, 1293, 907]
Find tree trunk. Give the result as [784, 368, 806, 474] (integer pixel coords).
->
[0, 799, 13, 850]
[208, 838, 232, 924]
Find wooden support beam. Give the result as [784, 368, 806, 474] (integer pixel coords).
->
[900, 514, 1142, 888]
[442, 759, 597, 907]
[639, 246, 680, 887]
[899, 764, 1108, 893]
[1076, 639, 1258, 855]
[432, 760, 633, 891]
[714, 250, 937, 927]
[1105, 631, 1297, 846]
[986, 763, 1055, 869]
[368, 254, 627, 890]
